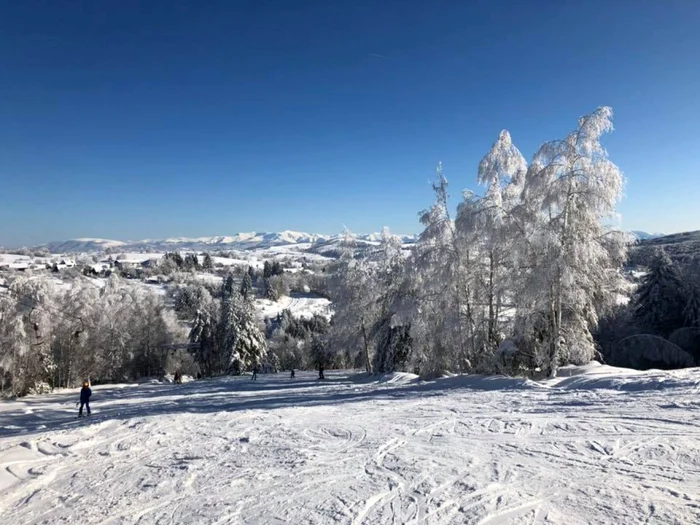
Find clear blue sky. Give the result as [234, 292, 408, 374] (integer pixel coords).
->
[1, 0, 699, 247]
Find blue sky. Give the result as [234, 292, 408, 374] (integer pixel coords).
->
[1, 0, 699, 246]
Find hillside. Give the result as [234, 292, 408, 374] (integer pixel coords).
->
[630, 230, 700, 264]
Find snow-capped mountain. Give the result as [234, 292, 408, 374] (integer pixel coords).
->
[38, 231, 418, 254]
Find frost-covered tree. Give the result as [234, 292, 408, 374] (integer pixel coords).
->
[0, 274, 184, 395]
[514, 107, 627, 376]
[327, 230, 378, 372]
[454, 131, 527, 369]
[370, 228, 412, 373]
[174, 284, 211, 321]
[8, 277, 57, 393]
[0, 293, 27, 395]
[268, 275, 289, 300]
[409, 167, 468, 376]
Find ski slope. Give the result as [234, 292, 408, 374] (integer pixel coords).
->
[1, 365, 699, 524]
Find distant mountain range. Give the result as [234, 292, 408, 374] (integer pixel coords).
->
[35, 230, 667, 254]
[38, 231, 419, 254]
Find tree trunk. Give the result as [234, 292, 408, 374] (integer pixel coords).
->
[488, 253, 496, 349]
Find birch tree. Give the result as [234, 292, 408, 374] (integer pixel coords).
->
[517, 107, 627, 376]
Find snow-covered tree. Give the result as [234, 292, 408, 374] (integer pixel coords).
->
[189, 278, 267, 376]
[0, 293, 27, 395]
[514, 107, 627, 376]
[409, 167, 468, 376]
[371, 228, 412, 373]
[220, 287, 267, 374]
[454, 130, 528, 370]
[327, 230, 377, 372]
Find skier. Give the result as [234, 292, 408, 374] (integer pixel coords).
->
[173, 370, 182, 384]
[252, 366, 258, 381]
[78, 380, 91, 417]
[290, 369, 295, 379]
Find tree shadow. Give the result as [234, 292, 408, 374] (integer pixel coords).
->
[0, 371, 537, 439]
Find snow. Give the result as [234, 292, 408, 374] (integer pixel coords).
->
[113, 252, 164, 263]
[37, 231, 417, 255]
[1, 365, 699, 524]
[256, 293, 332, 320]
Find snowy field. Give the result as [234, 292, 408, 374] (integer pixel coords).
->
[256, 293, 332, 320]
[1, 365, 699, 524]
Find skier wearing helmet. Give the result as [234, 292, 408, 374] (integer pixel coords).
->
[78, 380, 92, 417]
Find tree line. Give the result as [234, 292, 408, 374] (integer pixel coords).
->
[0, 275, 186, 396]
[327, 107, 630, 378]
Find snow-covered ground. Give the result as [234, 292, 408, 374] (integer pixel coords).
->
[256, 293, 332, 320]
[1, 365, 699, 524]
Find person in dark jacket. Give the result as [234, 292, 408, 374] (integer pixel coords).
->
[79, 381, 92, 417]
[251, 366, 258, 381]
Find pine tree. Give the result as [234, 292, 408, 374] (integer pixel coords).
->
[223, 274, 236, 297]
[263, 261, 272, 279]
[634, 249, 686, 336]
[684, 284, 700, 328]
[240, 273, 253, 300]
[202, 253, 214, 271]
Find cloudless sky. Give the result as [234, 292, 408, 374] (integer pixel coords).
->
[1, 0, 699, 246]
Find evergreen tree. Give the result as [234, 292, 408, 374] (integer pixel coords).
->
[634, 249, 686, 336]
[240, 273, 253, 300]
[223, 274, 236, 297]
[263, 277, 279, 301]
[202, 253, 214, 271]
[183, 254, 200, 271]
[165, 252, 184, 268]
[684, 284, 700, 328]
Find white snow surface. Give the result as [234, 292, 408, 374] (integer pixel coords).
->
[256, 293, 332, 320]
[1, 364, 700, 524]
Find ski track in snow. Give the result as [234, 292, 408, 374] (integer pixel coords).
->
[1, 368, 699, 524]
